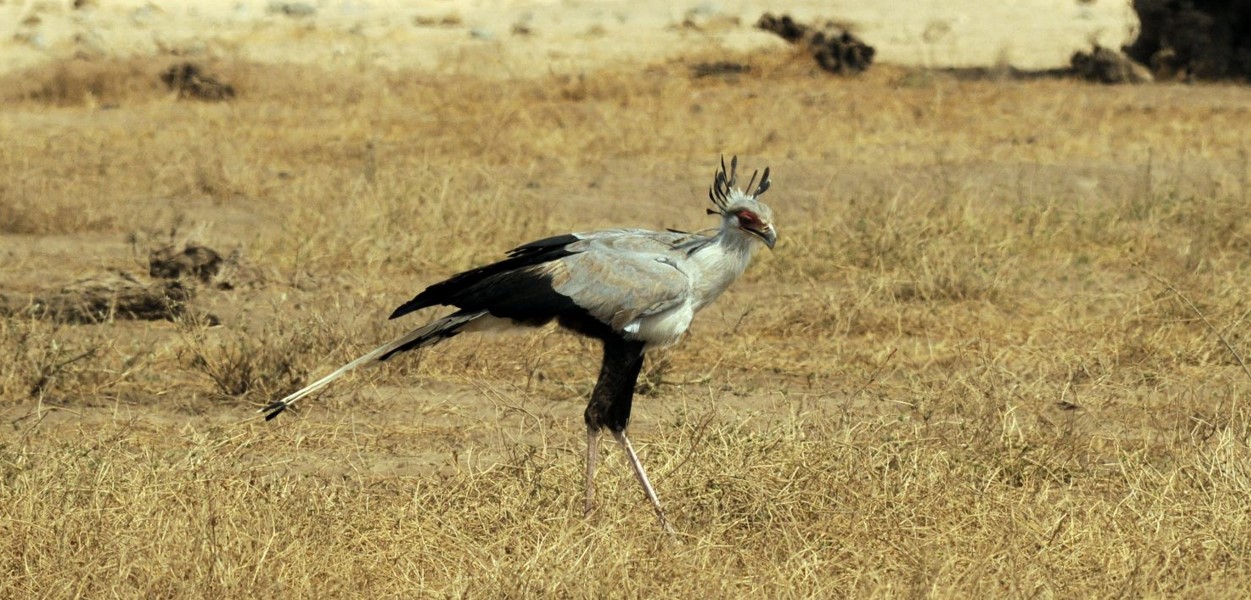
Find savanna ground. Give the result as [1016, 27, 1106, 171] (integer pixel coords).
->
[3, 47, 1251, 597]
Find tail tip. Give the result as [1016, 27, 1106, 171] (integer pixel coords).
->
[260, 400, 289, 421]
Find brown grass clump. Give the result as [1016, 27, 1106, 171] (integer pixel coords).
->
[2, 58, 165, 106]
[3, 51, 1251, 596]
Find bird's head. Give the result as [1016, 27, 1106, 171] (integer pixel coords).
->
[708, 156, 777, 249]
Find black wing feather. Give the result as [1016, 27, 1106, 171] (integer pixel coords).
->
[388, 233, 580, 321]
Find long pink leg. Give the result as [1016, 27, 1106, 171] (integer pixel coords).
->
[611, 429, 675, 534]
[584, 427, 600, 517]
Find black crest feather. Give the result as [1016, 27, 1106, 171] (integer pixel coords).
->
[708, 155, 771, 215]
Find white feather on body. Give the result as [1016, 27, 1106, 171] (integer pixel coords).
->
[623, 300, 695, 347]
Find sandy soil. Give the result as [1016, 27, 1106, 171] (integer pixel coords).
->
[3, 0, 1139, 76]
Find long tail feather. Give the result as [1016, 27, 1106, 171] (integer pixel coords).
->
[259, 310, 486, 420]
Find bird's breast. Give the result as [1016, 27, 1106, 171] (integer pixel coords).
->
[623, 301, 695, 348]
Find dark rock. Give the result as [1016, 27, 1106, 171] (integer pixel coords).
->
[1124, 0, 1251, 81]
[756, 13, 874, 74]
[149, 243, 224, 283]
[1071, 45, 1153, 83]
[160, 62, 236, 101]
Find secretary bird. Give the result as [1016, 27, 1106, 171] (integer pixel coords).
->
[261, 156, 776, 532]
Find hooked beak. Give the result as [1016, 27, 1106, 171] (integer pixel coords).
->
[755, 225, 777, 250]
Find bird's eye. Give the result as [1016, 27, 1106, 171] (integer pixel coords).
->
[735, 210, 761, 228]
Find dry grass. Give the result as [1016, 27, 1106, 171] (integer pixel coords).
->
[3, 50, 1251, 597]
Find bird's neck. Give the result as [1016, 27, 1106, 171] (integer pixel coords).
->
[714, 221, 761, 256]
[688, 225, 758, 309]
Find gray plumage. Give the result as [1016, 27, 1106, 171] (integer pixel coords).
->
[261, 156, 777, 532]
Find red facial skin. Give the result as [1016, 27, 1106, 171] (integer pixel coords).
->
[734, 210, 761, 229]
